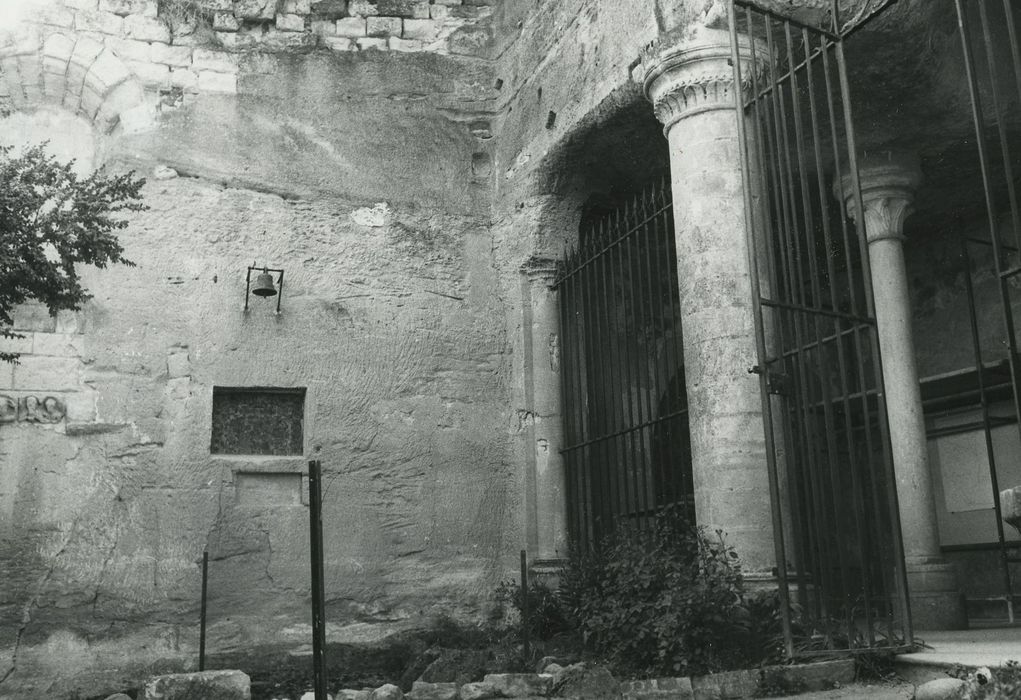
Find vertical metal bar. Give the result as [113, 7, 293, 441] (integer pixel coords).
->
[573, 249, 593, 547]
[520, 549, 531, 660]
[642, 182, 667, 520]
[835, 35, 913, 645]
[957, 0, 1019, 607]
[804, 26, 877, 641]
[771, 14, 833, 623]
[199, 549, 208, 671]
[821, 36, 892, 641]
[618, 201, 641, 526]
[610, 206, 632, 525]
[729, 0, 794, 659]
[308, 459, 328, 700]
[657, 187, 686, 512]
[960, 235, 1014, 601]
[556, 261, 576, 545]
[787, 20, 854, 631]
[632, 188, 654, 525]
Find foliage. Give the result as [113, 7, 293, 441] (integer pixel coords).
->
[950, 660, 1021, 699]
[754, 667, 808, 697]
[558, 506, 781, 677]
[495, 576, 572, 643]
[0, 144, 144, 362]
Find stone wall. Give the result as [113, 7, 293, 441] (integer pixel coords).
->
[0, 2, 514, 696]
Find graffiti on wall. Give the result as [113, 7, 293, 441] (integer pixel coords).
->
[0, 395, 66, 423]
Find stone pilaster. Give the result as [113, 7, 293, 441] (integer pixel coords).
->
[521, 256, 568, 563]
[641, 27, 776, 574]
[836, 152, 966, 629]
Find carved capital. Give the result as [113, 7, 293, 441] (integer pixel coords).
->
[520, 256, 560, 289]
[834, 152, 922, 245]
[640, 26, 766, 131]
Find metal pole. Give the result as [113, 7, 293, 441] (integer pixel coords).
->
[309, 460, 328, 700]
[199, 549, 208, 671]
[520, 549, 530, 661]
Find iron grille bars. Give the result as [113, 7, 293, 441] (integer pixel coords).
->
[730, 0, 912, 655]
[954, 0, 1021, 616]
[555, 179, 693, 549]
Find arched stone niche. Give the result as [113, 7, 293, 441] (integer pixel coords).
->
[0, 107, 100, 174]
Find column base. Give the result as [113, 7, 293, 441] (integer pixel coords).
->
[906, 560, 967, 630]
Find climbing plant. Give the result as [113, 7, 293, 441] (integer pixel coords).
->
[0, 144, 145, 362]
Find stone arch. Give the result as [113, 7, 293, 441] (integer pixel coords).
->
[0, 28, 149, 136]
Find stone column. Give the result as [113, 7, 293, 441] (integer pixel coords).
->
[640, 27, 775, 574]
[836, 152, 965, 629]
[521, 257, 568, 562]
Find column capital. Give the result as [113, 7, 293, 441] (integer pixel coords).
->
[520, 256, 560, 288]
[834, 152, 922, 245]
[640, 26, 765, 131]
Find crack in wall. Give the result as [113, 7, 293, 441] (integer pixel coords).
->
[0, 516, 82, 687]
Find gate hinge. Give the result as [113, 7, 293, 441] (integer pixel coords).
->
[749, 365, 791, 396]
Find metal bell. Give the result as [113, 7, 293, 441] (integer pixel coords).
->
[252, 270, 277, 297]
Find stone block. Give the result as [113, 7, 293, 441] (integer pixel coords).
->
[378, 0, 427, 17]
[197, 70, 237, 93]
[213, 11, 241, 31]
[459, 683, 498, 700]
[42, 33, 75, 62]
[12, 355, 79, 392]
[32, 333, 84, 357]
[311, 0, 347, 18]
[38, 5, 76, 28]
[337, 692, 372, 700]
[191, 47, 238, 73]
[126, 59, 169, 86]
[74, 10, 124, 35]
[914, 678, 966, 700]
[215, 30, 263, 49]
[107, 37, 153, 62]
[150, 43, 192, 67]
[100, 0, 158, 16]
[124, 15, 172, 42]
[482, 674, 552, 697]
[551, 663, 619, 699]
[387, 36, 421, 52]
[369, 685, 403, 700]
[282, 0, 312, 13]
[166, 350, 189, 378]
[142, 670, 251, 699]
[90, 49, 133, 89]
[348, 0, 379, 16]
[275, 13, 306, 31]
[432, 0, 460, 4]
[690, 669, 754, 700]
[311, 19, 336, 35]
[0, 363, 12, 391]
[0, 334, 33, 356]
[366, 15, 400, 36]
[169, 67, 199, 90]
[401, 18, 436, 40]
[204, 0, 233, 8]
[260, 28, 316, 48]
[233, 0, 281, 20]
[428, 4, 450, 20]
[69, 35, 106, 68]
[335, 17, 366, 36]
[64, 391, 98, 422]
[408, 681, 458, 700]
[323, 36, 355, 50]
[65, 0, 99, 10]
[11, 304, 56, 333]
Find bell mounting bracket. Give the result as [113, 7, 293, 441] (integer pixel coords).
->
[244, 262, 285, 314]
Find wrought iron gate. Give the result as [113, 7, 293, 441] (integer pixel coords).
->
[953, 0, 1021, 620]
[728, 0, 912, 654]
[554, 180, 694, 549]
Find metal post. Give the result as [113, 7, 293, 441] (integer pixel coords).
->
[309, 460, 328, 700]
[199, 550, 208, 671]
[520, 549, 530, 661]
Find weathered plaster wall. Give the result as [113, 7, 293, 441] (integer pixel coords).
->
[0, 3, 516, 697]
